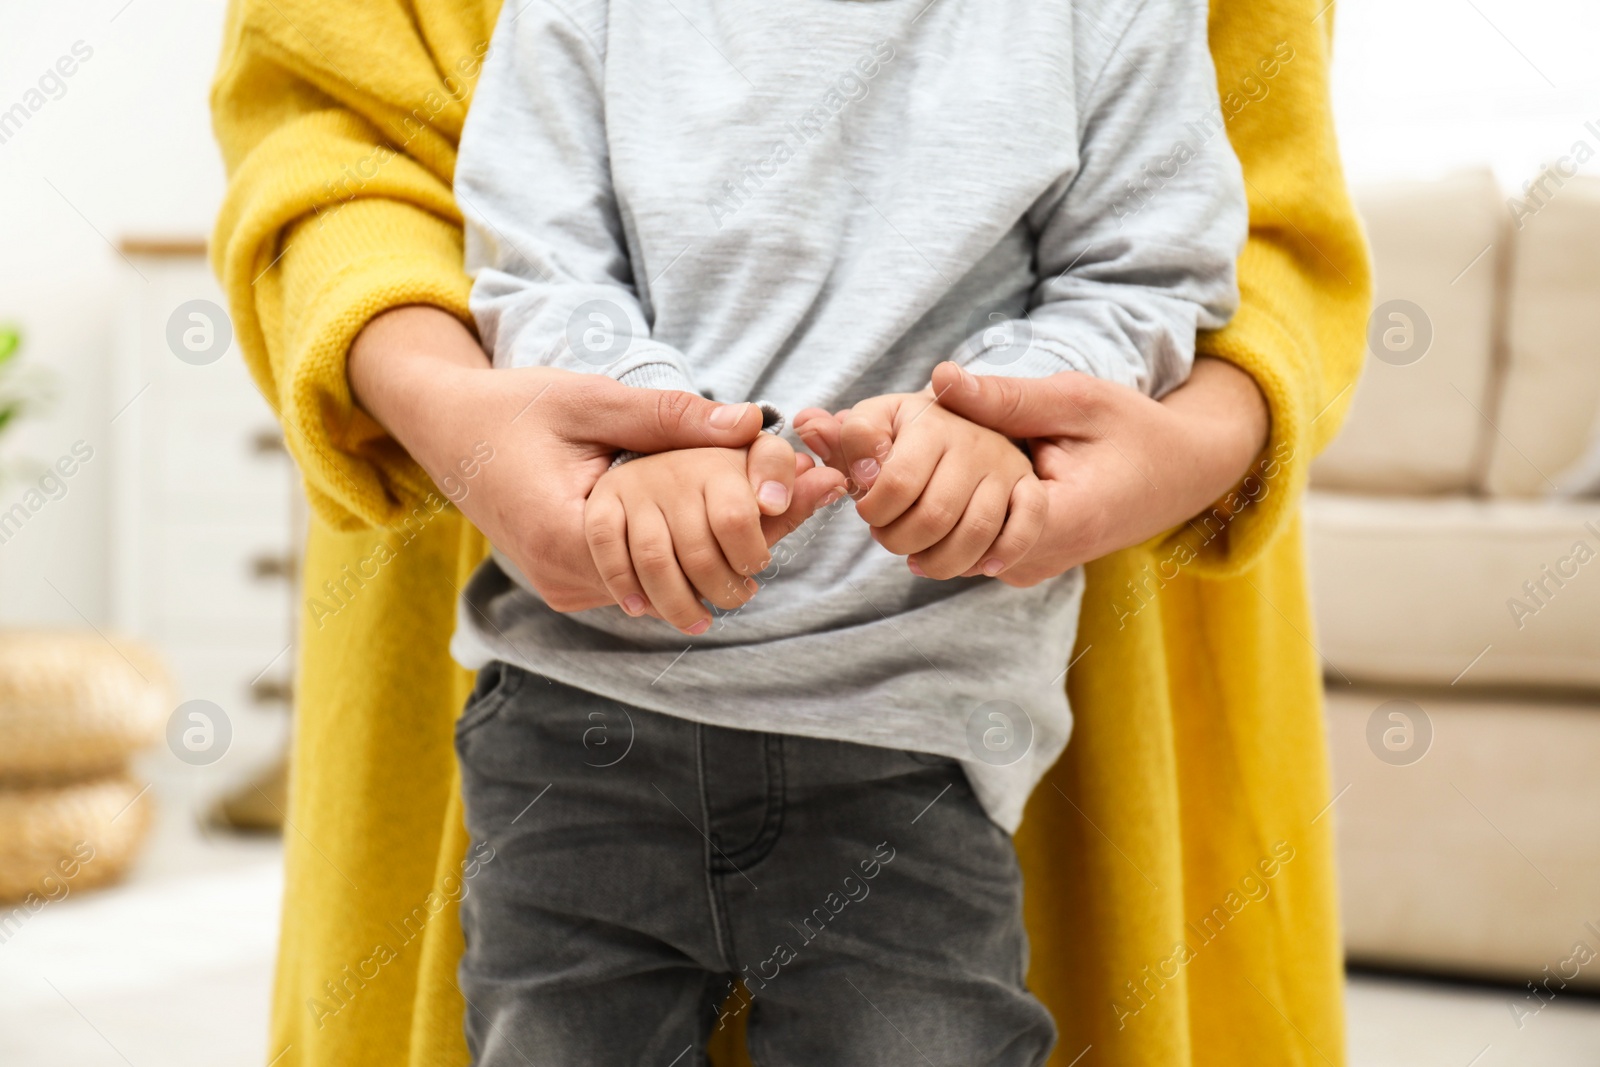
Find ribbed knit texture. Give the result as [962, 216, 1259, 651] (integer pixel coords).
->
[209, 0, 1370, 1063]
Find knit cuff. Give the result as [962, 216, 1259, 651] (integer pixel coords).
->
[614, 358, 697, 394]
[1158, 300, 1308, 579]
[268, 199, 475, 531]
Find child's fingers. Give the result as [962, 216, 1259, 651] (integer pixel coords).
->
[705, 475, 771, 580]
[584, 491, 650, 617]
[907, 473, 1015, 579]
[745, 433, 796, 516]
[958, 475, 1049, 579]
[793, 409, 844, 473]
[870, 458, 974, 555]
[627, 505, 712, 635]
[668, 504, 756, 612]
[838, 408, 896, 495]
[760, 462, 849, 545]
[848, 441, 936, 530]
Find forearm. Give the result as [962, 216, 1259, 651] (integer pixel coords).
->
[922, 355, 1269, 582]
[348, 305, 488, 466]
[1159, 356, 1271, 509]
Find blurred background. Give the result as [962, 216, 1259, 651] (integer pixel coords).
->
[0, 1, 1597, 1064]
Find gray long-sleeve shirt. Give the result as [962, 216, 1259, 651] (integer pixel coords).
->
[451, 0, 1246, 831]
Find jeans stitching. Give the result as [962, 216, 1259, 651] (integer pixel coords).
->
[713, 732, 785, 872]
[696, 724, 740, 976]
[454, 662, 525, 740]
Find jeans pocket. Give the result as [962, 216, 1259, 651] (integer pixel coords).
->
[456, 662, 524, 739]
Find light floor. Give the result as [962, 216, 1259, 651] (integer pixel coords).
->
[1, 777, 1596, 1066]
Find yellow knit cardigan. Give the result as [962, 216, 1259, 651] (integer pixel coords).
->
[210, 2, 1370, 1063]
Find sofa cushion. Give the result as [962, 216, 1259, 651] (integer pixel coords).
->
[1327, 688, 1600, 990]
[1484, 175, 1600, 498]
[1306, 491, 1600, 689]
[1311, 170, 1505, 494]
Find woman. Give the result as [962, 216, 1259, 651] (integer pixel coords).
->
[210, 1, 1369, 1063]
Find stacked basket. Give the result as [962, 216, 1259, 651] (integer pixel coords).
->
[0, 630, 169, 904]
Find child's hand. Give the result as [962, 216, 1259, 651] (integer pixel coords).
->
[584, 437, 845, 634]
[795, 391, 1047, 580]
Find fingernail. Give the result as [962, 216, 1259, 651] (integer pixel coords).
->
[744, 577, 760, 594]
[685, 618, 711, 635]
[982, 558, 1005, 577]
[623, 594, 647, 615]
[758, 480, 790, 510]
[959, 366, 980, 393]
[908, 560, 926, 577]
[801, 432, 832, 462]
[822, 488, 846, 507]
[708, 403, 749, 430]
[852, 458, 879, 484]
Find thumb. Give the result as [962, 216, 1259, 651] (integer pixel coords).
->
[930, 362, 1092, 440]
[761, 462, 848, 547]
[793, 408, 845, 475]
[567, 377, 765, 453]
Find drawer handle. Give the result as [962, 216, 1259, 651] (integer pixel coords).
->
[251, 678, 293, 705]
[250, 554, 296, 580]
[251, 430, 287, 455]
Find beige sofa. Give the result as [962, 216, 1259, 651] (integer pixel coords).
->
[1308, 169, 1600, 990]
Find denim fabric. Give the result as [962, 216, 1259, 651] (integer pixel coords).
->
[455, 664, 1057, 1066]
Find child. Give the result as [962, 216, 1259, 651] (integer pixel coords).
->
[450, 0, 1245, 1062]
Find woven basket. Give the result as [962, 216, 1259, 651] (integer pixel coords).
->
[0, 630, 171, 783]
[0, 774, 153, 904]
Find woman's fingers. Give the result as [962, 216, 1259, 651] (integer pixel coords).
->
[745, 432, 797, 516]
[571, 382, 766, 453]
[930, 361, 1101, 440]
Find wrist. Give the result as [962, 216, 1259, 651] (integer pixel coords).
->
[1173, 357, 1270, 495]
[349, 304, 488, 441]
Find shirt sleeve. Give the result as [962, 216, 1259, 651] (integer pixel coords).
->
[455, 2, 697, 394]
[955, 0, 1248, 399]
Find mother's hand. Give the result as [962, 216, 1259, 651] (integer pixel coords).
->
[928, 358, 1270, 585]
[794, 358, 1269, 587]
[349, 306, 843, 616]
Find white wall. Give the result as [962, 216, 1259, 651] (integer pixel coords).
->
[0, 0, 1596, 626]
[1332, 0, 1600, 187]
[0, 2, 227, 625]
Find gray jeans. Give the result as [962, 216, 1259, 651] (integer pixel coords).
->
[455, 664, 1057, 1066]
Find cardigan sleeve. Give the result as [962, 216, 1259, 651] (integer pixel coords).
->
[1168, 13, 1372, 578]
[209, 0, 1370, 547]
[209, 0, 494, 530]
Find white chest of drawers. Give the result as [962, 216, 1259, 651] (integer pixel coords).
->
[110, 240, 299, 770]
